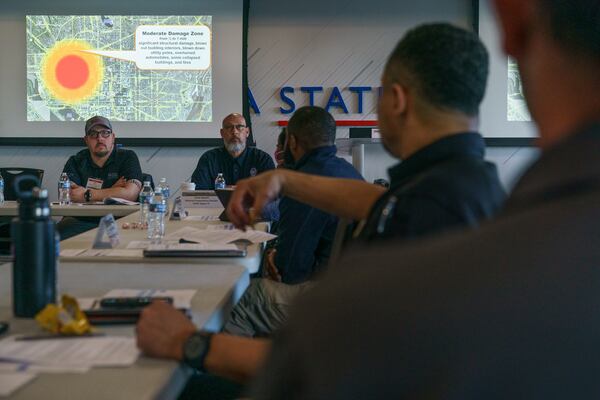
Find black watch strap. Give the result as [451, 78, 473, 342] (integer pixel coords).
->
[84, 189, 92, 202]
[182, 331, 213, 372]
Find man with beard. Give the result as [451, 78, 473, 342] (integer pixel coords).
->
[57, 115, 143, 239]
[191, 113, 275, 189]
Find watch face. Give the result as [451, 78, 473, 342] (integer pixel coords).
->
[184, 333, 208, 361]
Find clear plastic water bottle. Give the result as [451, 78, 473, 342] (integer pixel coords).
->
[0, 172, 4, 205]
[214, 173, 226, 190]
[147, 190, 166, 242]
[157, 177, 170, 213]
[58, 172, 71, 205]
[139, 181, 154, 226]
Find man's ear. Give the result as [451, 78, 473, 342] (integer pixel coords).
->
[390, 82, 408, 116]
[288, 133, 297, 151]
[492, 0, 535, 59]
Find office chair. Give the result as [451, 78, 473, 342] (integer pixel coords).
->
[0, 168, 44, 201]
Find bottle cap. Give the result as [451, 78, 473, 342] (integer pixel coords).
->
[32, 187, 48, 199]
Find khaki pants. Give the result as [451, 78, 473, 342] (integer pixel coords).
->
[223, 278, 315, 337]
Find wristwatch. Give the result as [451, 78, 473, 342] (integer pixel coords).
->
[182, 331, 213, 372]
[84, 189, 92, 202]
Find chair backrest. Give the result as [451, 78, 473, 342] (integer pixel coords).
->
[0, 168, 44, 201]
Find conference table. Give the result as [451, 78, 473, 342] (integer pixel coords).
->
[0, 203, 270, 398]
[0, 201, 139, 218]
[0, 261, 249, 399]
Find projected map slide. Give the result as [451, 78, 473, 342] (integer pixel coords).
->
[27, 15, 212, 122]
[507, 58, 531, 122]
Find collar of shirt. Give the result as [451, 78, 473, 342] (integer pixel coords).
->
[387, 132, 485, 188]
[85, 147, 117, 169]
[223, 146, 249, 167]
[292, 145, 337, 171]
[504, 121, 600, 214]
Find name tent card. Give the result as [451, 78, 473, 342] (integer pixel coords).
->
[93, 214, 121, 249]
[181, 190, 222, 208]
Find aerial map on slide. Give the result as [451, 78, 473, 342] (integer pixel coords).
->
[507, 57, 531, 122]
[26, 15, 212, 122]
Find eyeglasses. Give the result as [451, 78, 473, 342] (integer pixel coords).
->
[223, 124, 246, 132]
[87, 130, 112, 139]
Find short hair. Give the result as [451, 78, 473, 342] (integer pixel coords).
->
[384, 23, 489, 116]
[540, 0, 600, 58]
[287, 106, 336, 149]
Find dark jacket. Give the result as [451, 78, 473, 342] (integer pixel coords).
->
[275, 145, 363, 284]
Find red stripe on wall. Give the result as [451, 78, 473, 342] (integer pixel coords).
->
[277, 120, 378, 127]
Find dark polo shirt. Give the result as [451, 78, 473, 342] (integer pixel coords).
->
[63, 148, 143, 189]
[359, 132, 506, 242]
[191, 146, 275, 190]
[275, 145, 363, 284]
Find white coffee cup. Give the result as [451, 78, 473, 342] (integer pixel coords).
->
[180, 182, 196, 192]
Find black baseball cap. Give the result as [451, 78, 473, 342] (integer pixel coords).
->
[85, 116, 112, 135]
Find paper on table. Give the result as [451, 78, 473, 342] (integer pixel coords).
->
[102, 289, 197, 309]
[166, 226, 206, 239]
[126, 240, 178, 249]
[240, 230, 277, 244]
[0, 336, 138, 368]
[62, 248, 143, 257]
[170, 225, 276, 244]
[0, 361, 89, 374]
[184, 215, 221, 222]
[205, 224, 236, 231]
[0, 372, 36, 396]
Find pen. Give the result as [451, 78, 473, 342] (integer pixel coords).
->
[15, 332, 106, 341]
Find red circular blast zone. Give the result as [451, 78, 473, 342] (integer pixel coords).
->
[55, 55, 89, 89]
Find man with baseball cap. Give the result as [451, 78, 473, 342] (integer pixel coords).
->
[57, 115, 143, 239]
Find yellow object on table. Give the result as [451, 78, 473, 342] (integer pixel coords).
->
[35, 295, 93, 335]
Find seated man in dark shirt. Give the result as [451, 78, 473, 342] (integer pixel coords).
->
[136, 23, 506, 391]
[223, 106, 363, 337]
[191, 113, 275, 189]
[57, 116, 143, 240]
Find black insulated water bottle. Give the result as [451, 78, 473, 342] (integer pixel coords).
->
[11, 175, 57, 318]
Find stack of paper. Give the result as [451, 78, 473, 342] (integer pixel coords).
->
[0, 336, 139, 369]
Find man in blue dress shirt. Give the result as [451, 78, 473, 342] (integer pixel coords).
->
[191, 113, 275, 189]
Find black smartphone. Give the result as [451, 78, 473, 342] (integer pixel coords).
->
[99, 296, 173, 309]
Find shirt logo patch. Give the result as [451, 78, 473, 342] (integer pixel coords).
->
[108, 172, 119, 179]
[250, 167, 257, 177]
